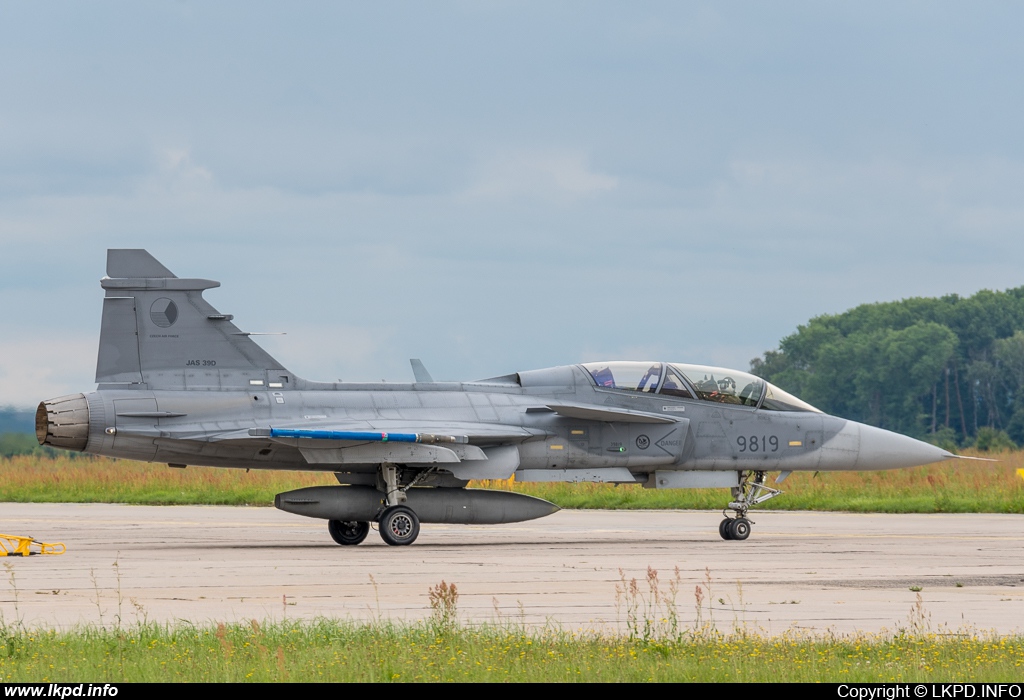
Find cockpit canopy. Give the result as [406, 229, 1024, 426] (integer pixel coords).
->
[580, 361, 820, 413]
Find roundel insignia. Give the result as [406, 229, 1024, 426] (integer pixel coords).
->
[635, 435, 650, 450]
[150, 298, 179, 328]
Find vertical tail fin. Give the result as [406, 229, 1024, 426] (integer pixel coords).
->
[410, 359, 434, 383]
[96, 249, 293, 390]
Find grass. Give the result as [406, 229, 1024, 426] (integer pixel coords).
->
[0, 454, 335, 505]
[0, 621, 1022, 682]
[0, 566, 1021, 684]
[476, 453, 1024, 513]
[0, 449, 1020, 512]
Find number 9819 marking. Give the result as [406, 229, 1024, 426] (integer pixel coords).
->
[737, 436, 779, 453]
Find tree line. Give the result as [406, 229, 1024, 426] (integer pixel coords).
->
[0, 407, 33, 434]
[750, 287, 1024, 449]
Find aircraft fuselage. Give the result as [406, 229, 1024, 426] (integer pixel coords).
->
[36, 249, 956, 545]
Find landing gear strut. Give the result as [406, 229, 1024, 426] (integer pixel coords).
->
[375, 463, 423, 546]
[718, 471, 782, 541]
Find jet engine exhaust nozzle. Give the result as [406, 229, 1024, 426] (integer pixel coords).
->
[36, 394, 90, 452]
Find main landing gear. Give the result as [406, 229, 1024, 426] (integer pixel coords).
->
[378, 505, 420, 546]
[324, 462, 425, 547]
[375, 462, 423, 546]
[325, 509, 420, 547]
[328, 519, 370, 546]
[719, 470, 782, 541]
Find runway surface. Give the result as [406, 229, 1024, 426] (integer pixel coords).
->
[0, 504, 1022, 635]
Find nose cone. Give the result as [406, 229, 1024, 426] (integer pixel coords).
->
[857, 423, 954, 470]
[820, 420, 955, 471]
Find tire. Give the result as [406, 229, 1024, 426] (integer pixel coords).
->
[719, 518, 733, 540]
[328, 520, 370, 546]
[378, 505, 420, 546]
[729, 517, 751, 541]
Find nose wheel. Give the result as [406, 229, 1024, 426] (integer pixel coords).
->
[719, 517, 751, 541]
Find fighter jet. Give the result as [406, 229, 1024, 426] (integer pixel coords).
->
[36, 250, 956, 545]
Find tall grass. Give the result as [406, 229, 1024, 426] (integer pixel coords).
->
[474, 450, 1024, 513]
[0, 617, 1019, 682]
[0, 454, 334, 505]
[0, 450, 1020, 512]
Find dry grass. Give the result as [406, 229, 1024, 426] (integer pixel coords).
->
[471, 449, 1024, 513]
[0, 449, 1020, 512]
[0, 454, 334, 505]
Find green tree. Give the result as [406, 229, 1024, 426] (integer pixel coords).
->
[752, 287, 1024, 444]
[994, 331, 1024, 444]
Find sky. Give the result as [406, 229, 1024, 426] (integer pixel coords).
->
[3, 2, 1024, 406]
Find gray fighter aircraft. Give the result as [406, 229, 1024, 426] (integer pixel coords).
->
[37, 250, 957, 545]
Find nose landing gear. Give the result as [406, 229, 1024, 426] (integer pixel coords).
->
[719, 471, 782, 541]
[719, 516, 751, 541]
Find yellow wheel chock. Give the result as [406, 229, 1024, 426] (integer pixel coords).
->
[0, 534, 66, 557]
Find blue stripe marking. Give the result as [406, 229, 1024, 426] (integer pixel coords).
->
[269, 428, 419, 443]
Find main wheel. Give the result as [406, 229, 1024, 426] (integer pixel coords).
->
[328, 520, 370, 546]
[378, 505, 420, 546]
[728, 517, 751, 541]
[719, 518, 733, 540]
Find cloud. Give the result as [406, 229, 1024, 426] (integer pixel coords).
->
[465, 151, 618, 200]
[257, 323, 399, 383]
[0, 334, 97, 407]
[150, 148, 215, 193]
[684, 155, 1024, 254]
[5, 3, 1024, 396]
